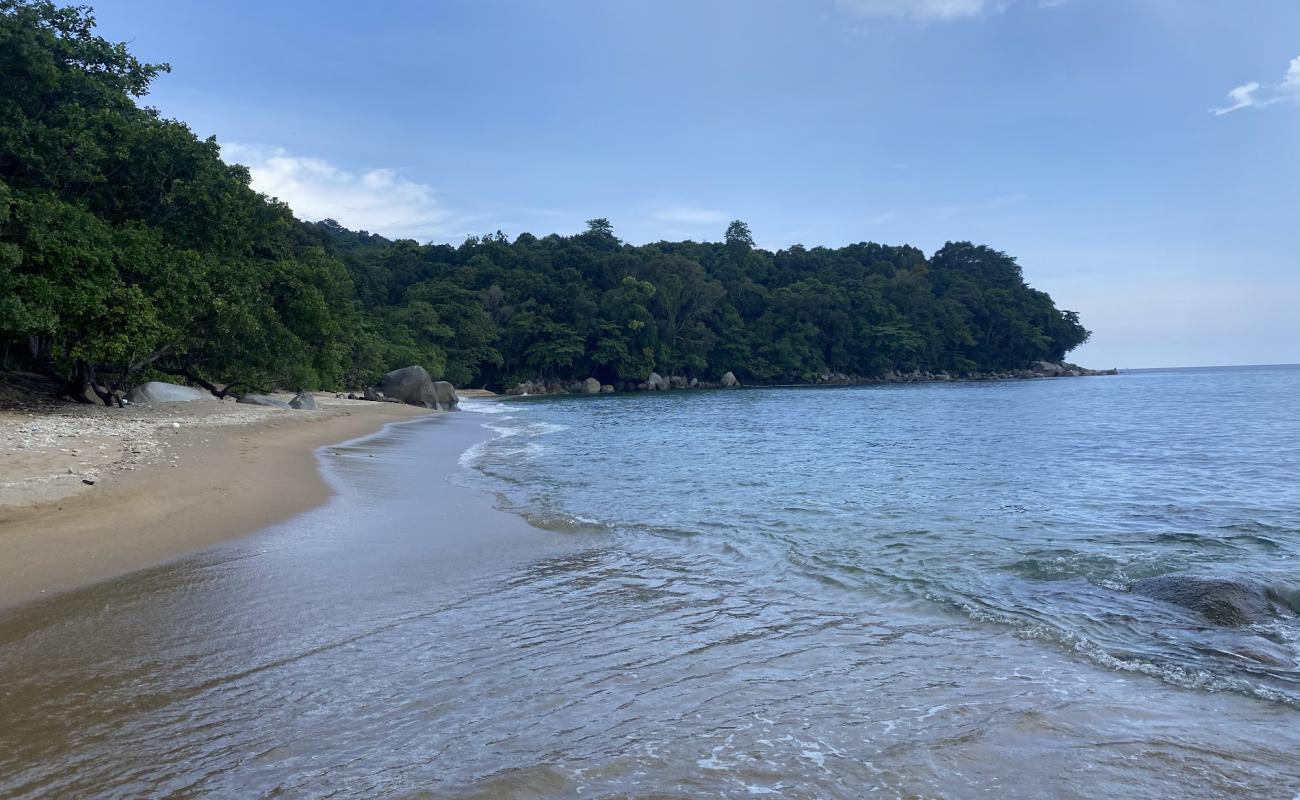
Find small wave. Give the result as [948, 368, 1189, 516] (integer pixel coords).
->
[458, 398, 523, 415]
[457, 439, 487, 469]
[930, 592, 1300, 707]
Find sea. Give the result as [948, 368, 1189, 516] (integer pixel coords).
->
[2, 365, 1299, 798]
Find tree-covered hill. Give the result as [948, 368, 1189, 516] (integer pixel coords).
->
[0, 1, 1089, 402]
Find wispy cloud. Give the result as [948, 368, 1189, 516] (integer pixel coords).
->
[1213, 55, 1300, 116]
[834, 0, 1000, 22]
[652, 206, 732, 225]
[221, 143, 461, 241]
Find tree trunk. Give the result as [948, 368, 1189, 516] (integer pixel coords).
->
[69, 360, 115, 406]
[165, 366, 233, 399]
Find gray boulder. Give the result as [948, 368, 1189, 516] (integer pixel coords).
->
[600, 384, 615, 393]
[581, 377, 601, 394]
[431, 380, 459, 411]
[720, 371, 739, 388]
[1131, 575, 1287, 626]
[125, 381, 213, 404]
[376, 366, 438, 408]
[290, 391, 318, 410]
[646, 372, 668, 391]
[238, 394, 291, 409]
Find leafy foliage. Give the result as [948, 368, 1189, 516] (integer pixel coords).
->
[0, 1, 1090, 400]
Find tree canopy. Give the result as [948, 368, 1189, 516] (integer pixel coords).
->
[0, 0, 1090, 400]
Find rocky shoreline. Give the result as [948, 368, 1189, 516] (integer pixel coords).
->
[504, 361, 1117, 396]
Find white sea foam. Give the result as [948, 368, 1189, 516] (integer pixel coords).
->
[457, 398, 521, 415]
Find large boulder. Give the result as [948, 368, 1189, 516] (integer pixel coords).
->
[290, 391, 318, 410]
[238, 394, 291, 409]
[581, 377, 601, 394]
[125, 381, 212, 404]
[646, 372, 668, 391]
[376, 366, 439, 408]
[720, 371, 739, 388]
[431, 380, 459, 411]
[1131, 575, 1288, 626]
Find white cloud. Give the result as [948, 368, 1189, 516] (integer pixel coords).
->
[834, 0, 996, 22]
[652, 206, 732, 225]
[221, 143, 459, 241]
[1213, 55, 1300, 116]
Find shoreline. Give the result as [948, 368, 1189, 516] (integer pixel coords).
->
[0, 397, 432, 610]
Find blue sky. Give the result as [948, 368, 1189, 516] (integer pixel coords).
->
[90, 0, 1298, 368]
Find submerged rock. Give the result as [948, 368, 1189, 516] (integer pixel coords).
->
[1131, 575, 1289, 626]
[124, 382, 212, 404]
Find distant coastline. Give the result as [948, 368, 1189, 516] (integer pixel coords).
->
[502, 360, 1117, 397]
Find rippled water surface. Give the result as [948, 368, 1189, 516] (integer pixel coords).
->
[3, 366, 1300, 798]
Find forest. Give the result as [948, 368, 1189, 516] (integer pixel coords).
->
[0, 0, 1090, 401]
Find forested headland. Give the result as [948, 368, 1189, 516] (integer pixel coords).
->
[0, 1, 1091, 403]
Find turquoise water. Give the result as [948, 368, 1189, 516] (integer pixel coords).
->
[467, 367, 1300, 707]
[3, 367, 1299, 798]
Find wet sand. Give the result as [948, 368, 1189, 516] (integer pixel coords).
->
[0, 398, 431, 609]
[0, 410, 587, 798]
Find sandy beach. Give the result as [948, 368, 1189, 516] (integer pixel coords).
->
[0, 394, 432, 610]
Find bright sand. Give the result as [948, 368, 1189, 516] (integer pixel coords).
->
[0, 395, 432, 609]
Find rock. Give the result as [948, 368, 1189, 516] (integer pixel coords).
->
[669, 375, 687, 389]
[1131, 575, 1289, 626]
[689, 378, 699, 388]
[238, 394, 292, 409]
[1031, 360, 1064, 377]
[600, 384, 615, 393]
[645, 372, 668, 391]
[720, 371, 739, 388]
[125, 381, 212, 404]
[290, 391, 318, 410]
[375, 365, 439, 408]
[581, 377, 601, 394]
[363, 386, 381, 401]
[347, 393, 359, 400]
[431, 380, 459, 411]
